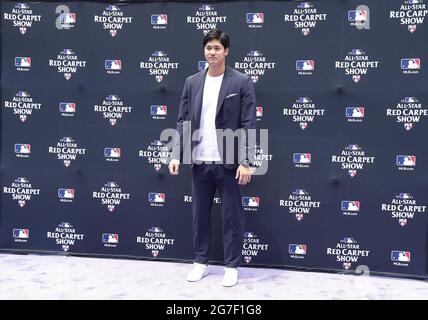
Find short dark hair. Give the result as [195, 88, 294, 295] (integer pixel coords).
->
[203, 29, 230, 49]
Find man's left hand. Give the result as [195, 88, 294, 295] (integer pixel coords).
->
[235, 165, 252, 185]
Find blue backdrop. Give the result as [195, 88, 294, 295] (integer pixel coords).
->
[1, 0, 427, 279]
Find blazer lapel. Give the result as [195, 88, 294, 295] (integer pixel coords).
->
[194, 70, 207, 128]
[215, 66, 232, 117]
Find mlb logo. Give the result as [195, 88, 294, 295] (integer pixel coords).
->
[351, 49, 364, 55]
[348, 10, 367, 22]
[15, 144, 31, 154]
[248, 51, 262, 57]
[16, 3, 30, 9]
[13, 229, 29, 238]
[59, 103, 76, 113]
[293, 189, 307, 195]
[150, 226, 163, 233]
[405, 97, 416, 103]
[58, 188, 75, 199]
[399, 193, 412, 199]
[396, 155, 416, 166]
[61, 49, 74, 55]
[60, 13, 76, 24]
[61, 137, 73, 143]
[401, 58, 421, 70]
[244, 232, 255, 238]
[107, 4, 119, 11]
[342, 237, 355, 244]
[256, 106, 263, 117]
[59, 222, 72, 228]
[242, 197, 260, 207]
[298, 97, 310, 103]
[298, 2, 312, 8]
[148, 193, 165, 203]
[105, 60, 122, 70]
[104, 148, 121, 158]
[17, 91, 29, 97]
[107, 95, 119, 101]
[102, 233, 119, 244]
[199, 5, 213, 11]
[15, 57, 31, 67]
[406, 0, 420, 4]
[153, 51, 166, 57]
[105, 182, 118, 187]
[198, 61, 209, 71]
[151, 14, 168, 25]
[341, 201, 360, 212]
[151, 140, 163, 146]
[289, 244, 307, 255]
[246, 13, 264, 24]
[151, 105, 167, 116]
[391, 250, 411, 262]
[346, 107, 365, 118]
[296, 60, 315, 71]
[293, 153, 312, 164]
[347, 144, 360, 150]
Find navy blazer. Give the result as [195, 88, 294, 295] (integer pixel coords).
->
[172, 66, 257, 169]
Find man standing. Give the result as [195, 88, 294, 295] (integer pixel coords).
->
[168, 30, 256, 287]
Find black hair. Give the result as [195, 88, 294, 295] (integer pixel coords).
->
[203, 29, 230, 49]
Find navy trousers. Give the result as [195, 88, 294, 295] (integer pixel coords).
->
[191, 164, 244, 268]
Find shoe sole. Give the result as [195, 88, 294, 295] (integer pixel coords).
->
[222, 281, 238, 287]
[187, 270, 208, 282]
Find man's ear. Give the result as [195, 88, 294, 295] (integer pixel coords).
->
[225, 48, 229, 56]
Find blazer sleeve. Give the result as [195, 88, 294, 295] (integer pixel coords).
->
[171, 78, 190, 162]
[239, 76, 257, 165]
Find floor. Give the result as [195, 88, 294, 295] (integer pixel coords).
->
[0, 253, 427, 300]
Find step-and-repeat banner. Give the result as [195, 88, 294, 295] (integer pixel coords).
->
[1, 0, 427, 278]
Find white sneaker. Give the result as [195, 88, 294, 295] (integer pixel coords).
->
[222, 267, 238, 287]
[186, 263, 208, 282]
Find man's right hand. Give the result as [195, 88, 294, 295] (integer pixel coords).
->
[168, 159, 180, 175]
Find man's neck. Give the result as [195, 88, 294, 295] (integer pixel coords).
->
[207, 64, 226, 77]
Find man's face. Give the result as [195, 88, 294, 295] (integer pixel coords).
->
[204, 39, 228, 69]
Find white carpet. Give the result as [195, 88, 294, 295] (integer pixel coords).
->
[0, 253, 426, 300]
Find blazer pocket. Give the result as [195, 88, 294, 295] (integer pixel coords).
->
[225, 93, 238, 99]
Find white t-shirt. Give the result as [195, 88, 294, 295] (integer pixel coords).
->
[195, 73, 224, 161]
